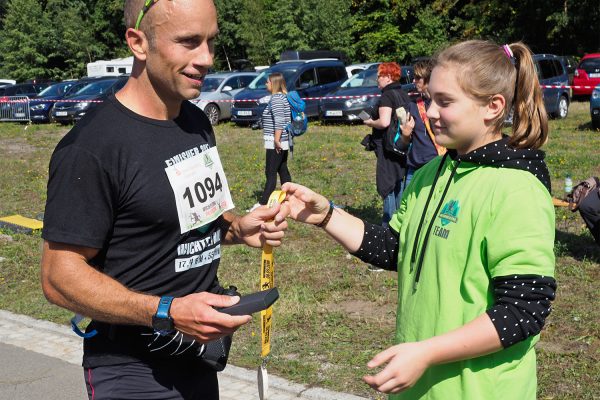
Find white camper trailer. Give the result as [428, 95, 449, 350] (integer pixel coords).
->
[87, 57, 133, 77]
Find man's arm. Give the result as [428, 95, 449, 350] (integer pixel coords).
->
[41, 241, 250, 341]
[220, 206, 288, 248]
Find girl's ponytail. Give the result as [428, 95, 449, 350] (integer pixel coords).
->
[509, 42, 548, 149]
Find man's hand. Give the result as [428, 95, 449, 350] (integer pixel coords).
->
[236, 203, 289, 248]
[169, 292, 252, 343]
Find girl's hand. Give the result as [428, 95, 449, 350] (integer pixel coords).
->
[363, 342, 432, 394]
[275, 141, 282, 154]
[400, 113, 415, 143]
[280, 182, 330, 225]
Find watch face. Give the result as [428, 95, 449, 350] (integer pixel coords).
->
[152, 315, 175, 334]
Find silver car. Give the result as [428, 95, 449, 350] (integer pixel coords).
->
[192, 72, 258, 125]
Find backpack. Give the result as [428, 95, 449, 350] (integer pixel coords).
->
[568, 176, 600, 211]
[286, 91, 308, 137]
[382, 89, 410, 158]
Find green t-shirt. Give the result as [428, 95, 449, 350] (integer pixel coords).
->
[389, 155, 555, 400]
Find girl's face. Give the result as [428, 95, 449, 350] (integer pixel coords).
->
[266, 79, 273, 93]
[426, 65, 501, 155]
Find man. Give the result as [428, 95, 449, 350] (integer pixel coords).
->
[40, 1, 288, 398]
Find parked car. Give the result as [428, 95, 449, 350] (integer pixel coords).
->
[0, 82, 51, 120]
[50, 76, 128, 124]
[1, 82, 50, 97]
[573, 53, 600, 97]
[28, 80, 89, 123]
[534, 54, 570, 119]
[231, 59, 348, 125]
[591, 84, 600, 130]
[319, 65, 416, 123]
[191, 71, 258, 125]
[345, 63, 378, 77]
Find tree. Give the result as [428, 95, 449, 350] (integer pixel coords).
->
[0, 0, 51, 80]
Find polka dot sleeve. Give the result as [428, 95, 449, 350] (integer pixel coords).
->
[486, 275, 557, 348]
[350, 221, 399, 271]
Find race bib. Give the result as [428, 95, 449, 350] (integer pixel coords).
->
[165, 147, 234, 234]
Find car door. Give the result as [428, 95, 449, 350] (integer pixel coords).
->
[295, 68, 319, 116]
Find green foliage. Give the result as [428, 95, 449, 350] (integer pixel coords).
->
[0, 0, 598, 80]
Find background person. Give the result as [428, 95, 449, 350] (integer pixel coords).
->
[249, 72, 292, 212]
[363, 62, 413, 227]
[399, 59, 445, 194]
[40, 1, 288, 399]
[280, 40, 556, 399]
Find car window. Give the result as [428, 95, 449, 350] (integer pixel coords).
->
[77, 79, 118, 95]
[238, 75, 255, 88]
[579, 58, 600, 72]
[296, 68, 316, 89]
[537, 60, 558, 80]
[317, 67, 341, 85]
[111, 79, 127, 93]
[201, 77, 224, 92]
[553, 60, 565, 76]
[224, 77, 241, 90]
[249, 68, 297, 90]
[38, 83, 72, 97]
[341, 68, 378, 88]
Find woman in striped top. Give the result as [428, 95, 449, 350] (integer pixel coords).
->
[252, 73, 292, 209]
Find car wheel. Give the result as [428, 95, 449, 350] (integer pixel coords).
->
[556, 96, 569, 119]
[204, 103, 220, 125]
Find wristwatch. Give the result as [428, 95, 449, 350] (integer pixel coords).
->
[152, 296, 175, 335]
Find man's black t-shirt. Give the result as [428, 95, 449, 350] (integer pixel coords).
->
[43, 95, 229, 367]
[370, 82, 410, 198]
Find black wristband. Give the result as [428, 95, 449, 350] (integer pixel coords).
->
[316, 200, 334, 228]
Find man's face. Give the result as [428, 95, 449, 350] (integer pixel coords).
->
[144, 0, 218, 103]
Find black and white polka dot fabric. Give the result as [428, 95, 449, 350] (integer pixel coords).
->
[351, 221, 399, 270]
[486, 274, 557, 348]
[450, 135, 552, 193]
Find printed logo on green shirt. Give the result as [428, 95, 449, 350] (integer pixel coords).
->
[439, 199, 460, 226]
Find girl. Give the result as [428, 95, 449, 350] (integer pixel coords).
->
[250, 73, 292, 211]
[281, 40, 556, 399]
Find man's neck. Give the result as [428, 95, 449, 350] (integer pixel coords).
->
[115, 73, 181, 120]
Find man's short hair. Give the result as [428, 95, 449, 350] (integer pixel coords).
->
[124, 0, 157, 43]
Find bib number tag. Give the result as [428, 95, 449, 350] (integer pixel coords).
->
[165, 147, 234, 234]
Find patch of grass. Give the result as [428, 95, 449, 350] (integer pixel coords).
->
[0, 101, 599, 398]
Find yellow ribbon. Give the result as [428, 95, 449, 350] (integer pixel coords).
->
[260, 190, 286, 358]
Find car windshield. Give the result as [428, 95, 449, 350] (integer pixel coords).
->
[341, 68, 378, 88]
[74, 80, 118, 96]
[202, 77, 224, 92]
[579, 58, 600, 71]
[38, 83, 73, 97]
[248, 68, 297, 90]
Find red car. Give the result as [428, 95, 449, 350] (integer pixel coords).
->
[573, 53, 600, 96]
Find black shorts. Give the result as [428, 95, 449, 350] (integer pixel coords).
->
[84, 360, 218, 400]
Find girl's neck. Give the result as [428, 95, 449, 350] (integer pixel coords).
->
[456, 130, 503, 155]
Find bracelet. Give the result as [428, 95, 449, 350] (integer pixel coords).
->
[316, 200, 335, 228]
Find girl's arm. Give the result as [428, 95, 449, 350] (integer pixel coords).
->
[281, 182, 365, 252]
[363, 313, 501, 394]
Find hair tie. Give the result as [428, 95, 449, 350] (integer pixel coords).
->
[502, 44, 516, 65]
